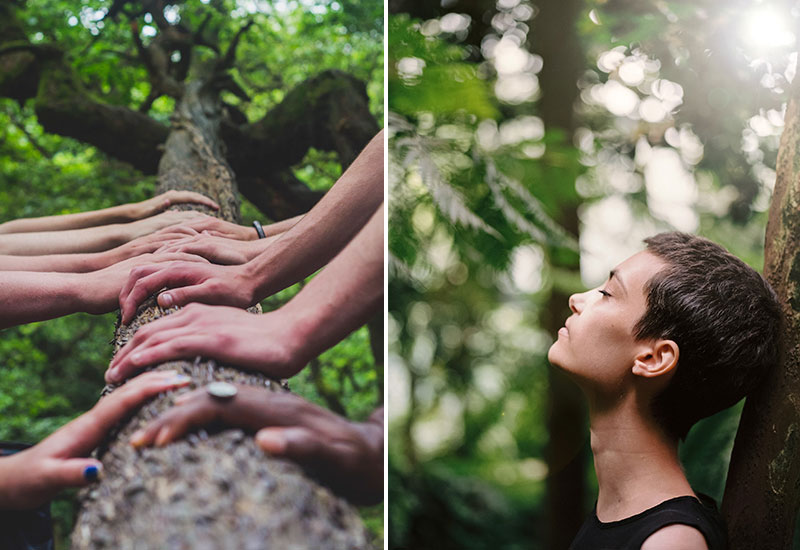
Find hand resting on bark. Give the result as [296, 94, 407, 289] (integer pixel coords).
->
[0, 252, 208, 329]
[109, 205, 382, 381]
[0, 371, 190, 510]
[0, 190, 218, 235]
[130, 385, 383, 506]
[117, 130, 384, 321]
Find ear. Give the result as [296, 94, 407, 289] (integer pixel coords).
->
[632, 340, 679, 379]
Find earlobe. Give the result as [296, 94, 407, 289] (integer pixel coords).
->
[632, 340, 679, 378]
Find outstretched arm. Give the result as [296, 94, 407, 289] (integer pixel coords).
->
[117, 129, 384, 318]
[241, 129, 384, 299]
[0, 210, 206, 256]
[0, 230, 195, 273]
[0, 190, 218, 234]
[130, 386, 383, 506]
[0, 252, 207, 330]
[110, 204, 383, 380]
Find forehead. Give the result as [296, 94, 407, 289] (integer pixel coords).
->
[612, 250, 667, 296]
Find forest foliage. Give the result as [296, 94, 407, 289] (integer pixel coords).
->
[0, 0, 383, 545]
[388, 0, 796, 547]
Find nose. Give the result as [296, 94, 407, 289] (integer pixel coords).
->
[569, 289, 595, 314]
[569, 292, 582, 314]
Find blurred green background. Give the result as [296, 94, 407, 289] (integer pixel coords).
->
[388, 0, 794, 548]
[0, 0, 383, 546]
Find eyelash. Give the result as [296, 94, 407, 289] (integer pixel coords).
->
[598, 289, 611, 297]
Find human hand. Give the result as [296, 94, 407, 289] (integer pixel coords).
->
[107, 304, 307, 383]
[173, 216, 257, 241]
[154, 233, 262, 265]
[129, 386, 383, 506]
[0, 370, 191, 510]
[101, 230, 203, 268]
[83, 252, 209, 315]
[127, 190, 219, 220]
[124, 210, 209, 241]
[118, 261, 255, 324]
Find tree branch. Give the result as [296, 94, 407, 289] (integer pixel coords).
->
[217, 20, 253, 71]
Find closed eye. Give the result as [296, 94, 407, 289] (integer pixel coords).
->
[598, 289, 612, 297]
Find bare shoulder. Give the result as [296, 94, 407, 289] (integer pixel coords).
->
[640, 524, 709, 550]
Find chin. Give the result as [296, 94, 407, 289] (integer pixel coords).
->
[547, 342, 564, 368]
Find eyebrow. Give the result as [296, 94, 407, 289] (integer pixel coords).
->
[609, 269, 627, 295]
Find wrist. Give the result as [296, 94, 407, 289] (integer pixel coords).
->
[112, 203, 140, 223]
[106, 223, 130, 248]
[88, 249, 115, 271]
[275, 302, 322, 366]
[71, 272, 111, 315]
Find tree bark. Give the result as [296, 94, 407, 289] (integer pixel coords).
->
[721, 85, 800, 548]
[69, 57, 371, 550]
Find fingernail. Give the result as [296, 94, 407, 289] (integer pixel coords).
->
[130, 430, 146, 447]
[160, 293, 173, 307]
[155, 427, 170, 446]
[106, 369, 117, 383]
[168, 374, 191, 385]
[131, 352, 142, 365]
[257, 431, 287, 454]
[83, 464, 101, 482]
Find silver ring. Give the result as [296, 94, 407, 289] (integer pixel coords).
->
[206, 381, 237, 401]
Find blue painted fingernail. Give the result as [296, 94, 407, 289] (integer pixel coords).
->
[84, 464, 100, 482]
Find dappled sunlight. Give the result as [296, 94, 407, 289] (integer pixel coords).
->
[645, 147, 699, 232]
[741, 6, 796, 51]
[412, 392, 465, 459]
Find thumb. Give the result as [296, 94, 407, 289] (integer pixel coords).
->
[50, 459, 103, 489]
[157, 285, 203, 308]
[256, 427, 319, 461]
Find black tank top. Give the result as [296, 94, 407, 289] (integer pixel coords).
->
[569, 494, 727, 550]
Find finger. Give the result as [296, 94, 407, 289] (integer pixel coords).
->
[131, 396, 221, 448]
[48, 458, 104, 489]
[157, 280, 219, 308]
[118, 261, 176, 316]
[120, 266, 197, 324]
[168, 191, 220, 211]
[52, 371, 192, 457]
[152, 252, 210, 265]
[107, 325, 197, 383]
[160, 226, 200, 237]
[111, 336, 214, 382]
[256, 427, 321, 461]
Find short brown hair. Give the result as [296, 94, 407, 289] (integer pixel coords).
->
[634, 232, 782, 440]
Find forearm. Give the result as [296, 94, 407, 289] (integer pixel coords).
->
[0, 225, 127, 255]
[262, 214, 304, 237]
[280, 204, 383, 361]
[246, 131, 384, 298]
[0, 250, 112, 272]
[0, 272, 86, 329]
[0, 204, 134, 234]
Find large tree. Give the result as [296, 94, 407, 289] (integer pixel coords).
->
[722, 77, 800, 549]
[0, 0, 382, 546]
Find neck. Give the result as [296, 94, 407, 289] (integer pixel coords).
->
[587, 391, 695, 522]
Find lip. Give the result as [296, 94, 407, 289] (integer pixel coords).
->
[558, 326, 568, 337]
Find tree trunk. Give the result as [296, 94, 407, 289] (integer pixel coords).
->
[70, 69, 371, 549]
[722, 84, 800, 548]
